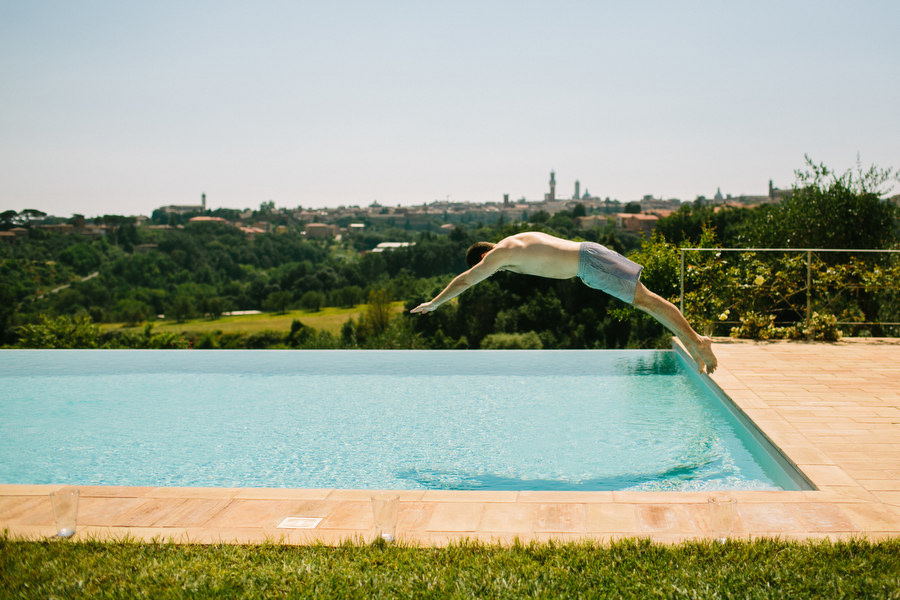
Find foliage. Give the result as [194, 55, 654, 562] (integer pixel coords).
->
[2, 536, 900, 600]
[743, 155, 898, 249]
[363, 289, 392, 337]
[2, 157, 897, 346]
[13, 314, 102, 348]
[480, 331, 543, 349]
[730, 312, 779, 340]
[654, 202, 753, 247]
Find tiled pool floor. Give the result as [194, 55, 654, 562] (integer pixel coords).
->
[2, 339, 899, 545]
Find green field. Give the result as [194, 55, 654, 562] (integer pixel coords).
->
[102, 302, 407, 337]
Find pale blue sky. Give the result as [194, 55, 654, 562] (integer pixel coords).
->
[1, 0, 898, 217]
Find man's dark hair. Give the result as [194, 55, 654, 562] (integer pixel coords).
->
[466, 242, 495, 268]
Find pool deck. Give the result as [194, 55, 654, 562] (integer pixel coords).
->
[2, 339, 899, 545]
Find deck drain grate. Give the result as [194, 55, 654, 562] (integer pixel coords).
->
[277, 517, 323, 529]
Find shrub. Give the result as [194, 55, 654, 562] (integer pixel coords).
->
[14, 314, 100, 348]
[480, 331, 543, 349]
[730, 312, 779, 340]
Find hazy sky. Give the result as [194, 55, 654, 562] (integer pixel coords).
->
[1, 1, 898, 217]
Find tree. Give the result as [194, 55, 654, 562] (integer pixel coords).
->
[746, 156, 898, 249]
[21, 209, 47, 223]
[364, 288, 392, 336]
[168, 294, 194, 323]
[15, 314, 100, 348]
[0, 210, 18, 228]
[299, 290, 325, 311]
[264, 290, 294, 313]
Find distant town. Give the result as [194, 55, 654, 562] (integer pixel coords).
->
[1, 171, 793, 243]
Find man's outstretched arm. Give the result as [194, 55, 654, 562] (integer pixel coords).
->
[410, 249, 507, 313]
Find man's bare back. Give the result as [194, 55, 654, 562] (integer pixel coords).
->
[486, 232, 581, 279]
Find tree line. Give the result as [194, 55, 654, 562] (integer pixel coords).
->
[2, 157, 897, 349]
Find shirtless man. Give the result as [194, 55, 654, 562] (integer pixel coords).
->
[410, 231, 717, 374]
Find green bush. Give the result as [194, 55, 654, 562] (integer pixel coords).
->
[13, 314, 101, 348]
[480, 331, 543, 349]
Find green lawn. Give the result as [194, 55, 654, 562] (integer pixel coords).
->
[2, 536, 898, 599]
[102, 303, 406, 337]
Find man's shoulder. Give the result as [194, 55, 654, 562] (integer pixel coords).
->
[499, 231, 546, 245]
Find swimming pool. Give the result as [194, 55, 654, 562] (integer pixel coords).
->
[0, 349, 810, 492]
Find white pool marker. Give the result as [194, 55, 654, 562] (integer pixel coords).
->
[277, 517, 323, 529]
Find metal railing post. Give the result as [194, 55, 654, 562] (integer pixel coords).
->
[806, 250, 812, 338]
[680, 248, 685, 313]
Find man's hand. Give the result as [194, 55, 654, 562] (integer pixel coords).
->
[410, 302, 437, 314]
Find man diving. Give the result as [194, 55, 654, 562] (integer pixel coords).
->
[410, 231, 717, 374]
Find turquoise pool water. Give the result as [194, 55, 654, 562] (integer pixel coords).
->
[0, 349, 809, 491]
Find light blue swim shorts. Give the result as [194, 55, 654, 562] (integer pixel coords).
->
[577, 242, 644, 303]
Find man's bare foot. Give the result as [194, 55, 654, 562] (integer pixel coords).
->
[686, 336, 718, 374]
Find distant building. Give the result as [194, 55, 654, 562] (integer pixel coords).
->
[38, 223, 73, 234]
[544, 170, 557, 202]
[371, 242, 414, 253]
[639, 195, 681, 212]
[304, 223, 338, 239]
[239, 226, 266, 237]
[615, 213, 659, 236]
[188, 216, 228, 224]
[768, 180, 791, 203]
[160, 193, 207, 215]
[576, 215, 612, 230]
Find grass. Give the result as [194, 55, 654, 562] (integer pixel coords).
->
[2, 535, 898, 599]
[102, 302, 407, 337]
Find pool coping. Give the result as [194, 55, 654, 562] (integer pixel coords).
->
[2, 339, 899, 545]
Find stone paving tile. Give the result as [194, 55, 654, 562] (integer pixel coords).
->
[872, 491, 900, 505]
[206, 499, 334, 528]
[78, 497, 147, 526]
[397, 502, 435, 532]
[534, 503, 586, 533]
[320, 501, 373, 530]
[0, 495, 52, 526]
[426, 502, 484, 532]
[327, 489, 426, 502]
[234, 488, 334, 500]
[147, 487, 239, 499]
[585, 504, 640, 533]
[517, 491, 614, 503]
[635, 505, 685, 533]
[793, 503, 859, 533]
[479, 503, 537, 533]
[421, 490, 518, 503]
[735, 504, 805, 534]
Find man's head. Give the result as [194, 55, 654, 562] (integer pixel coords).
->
[466, 242, 495, 268]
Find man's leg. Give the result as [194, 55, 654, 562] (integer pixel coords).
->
[631, 282, 718, 374]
